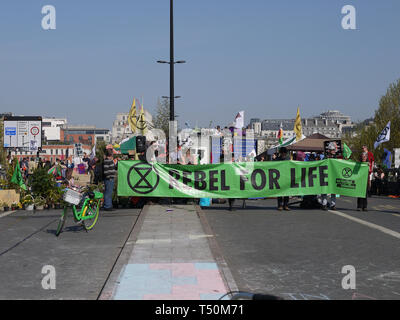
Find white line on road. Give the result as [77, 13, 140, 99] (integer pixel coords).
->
[0, 211, 16, 218]
[328, 210, 400, 240]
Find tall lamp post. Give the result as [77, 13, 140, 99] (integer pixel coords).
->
[157, 0, 185, 122]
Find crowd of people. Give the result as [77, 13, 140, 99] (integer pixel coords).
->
[253, 143, 377, 212]
[2, 138, 395, 214]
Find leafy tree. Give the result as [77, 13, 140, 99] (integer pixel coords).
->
[153, 97, 171, 138]
[0, 117, 8, 169]
[344, 79, 400, 165]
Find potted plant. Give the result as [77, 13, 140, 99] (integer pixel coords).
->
[22, 195, 35, 211]
[46, 188, 62, 209]
[11, 202, 18, 211]
[34, 196, 46, 211]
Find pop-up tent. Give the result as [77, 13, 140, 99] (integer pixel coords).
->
[115, 137, 136, 155]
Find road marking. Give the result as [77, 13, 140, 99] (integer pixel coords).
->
[328, 210, 400, 240]
[0, 211, 16, 218]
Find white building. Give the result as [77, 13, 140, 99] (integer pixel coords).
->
[42, 117, 67, 141]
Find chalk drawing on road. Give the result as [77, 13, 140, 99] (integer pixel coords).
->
[352, 292, 377, 300]
[281, 293, 330, 300]
[368, 272, 400, 282]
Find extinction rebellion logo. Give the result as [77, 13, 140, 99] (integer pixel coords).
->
[342, 167, 353, 178]
[337, 167, 356, 189]
[127, 162, 160, 194]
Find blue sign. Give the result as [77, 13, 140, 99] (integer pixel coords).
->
[5, 127, 16, 136]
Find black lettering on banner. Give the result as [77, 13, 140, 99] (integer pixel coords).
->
[182, 171, 192, 186]
[240, 175, 248, 190]
[268, 169, 280, 190]
[301, 167, 307, 188]
[251, 169, 266, 191]
[319, 165, 329, 187]
[220, 170, 230, 190]
[209, 170, 219, 191]
[290, 168, 299, 188]
[239, 169, 249, 190]
[169, 170, 180, 190]
[194, 171, 207, 190]
[308, 167, 317, 187]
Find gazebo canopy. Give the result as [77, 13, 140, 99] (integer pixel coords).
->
[287, 133, 337, 152]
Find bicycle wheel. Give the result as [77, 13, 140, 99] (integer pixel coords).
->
[82, 200, 100, 231]
[56, 206, 68, 237]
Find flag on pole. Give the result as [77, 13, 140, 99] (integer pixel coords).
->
[294, 107, 302, 141]
[374, 121, 390, 149]
[383, 148, 392, 169]
[277, 123, 283, 145]
[234, 111, 244, 129]
[11, 161, 27, 191]
[128, 98, 137, 133]
[343, 142, 352, 159]
[138, 102, 148, 135]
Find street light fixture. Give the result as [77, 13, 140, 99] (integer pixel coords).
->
[156, 0, 186, 122]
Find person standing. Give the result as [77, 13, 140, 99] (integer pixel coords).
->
[362, 145, 374, 196]
[357, 152, 369, 211]
[275, 147, 290, 211]
[321, 143, 337, 210]
[103, 148, 117, 211]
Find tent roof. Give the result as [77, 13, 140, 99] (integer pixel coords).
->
[119, 137, 136, 154]
[287, 133, 337, 152]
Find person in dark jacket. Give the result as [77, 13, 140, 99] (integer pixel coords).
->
[275, 147, 290, 211]
[103, 149, 117, 211]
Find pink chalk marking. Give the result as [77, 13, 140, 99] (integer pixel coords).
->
[352, 293, 377, 300]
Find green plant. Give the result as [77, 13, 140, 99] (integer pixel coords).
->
[34, 196, 46, 206]
[22, 194, 34, 205]
[29, 166, 57, 199]
[47, 188, 62, 207]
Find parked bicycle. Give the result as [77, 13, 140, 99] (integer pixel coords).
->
[55, 185, 103, 237]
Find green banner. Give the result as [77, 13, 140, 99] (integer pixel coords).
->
[117, 159, 368, 198]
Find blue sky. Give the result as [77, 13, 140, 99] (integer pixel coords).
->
[1, 0, 399, 129]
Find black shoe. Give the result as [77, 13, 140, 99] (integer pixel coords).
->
[362, 208, 368, 212]
[322, 205, 328, 211]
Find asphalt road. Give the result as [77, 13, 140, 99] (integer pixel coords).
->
[202, 196, 400, 300]
[0, 208, 140, 300]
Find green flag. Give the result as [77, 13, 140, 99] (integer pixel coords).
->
[11, 161, 27, 191]
[343, 143, 352, 160]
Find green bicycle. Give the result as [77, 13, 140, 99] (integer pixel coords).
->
[56, 186, 103, 237]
